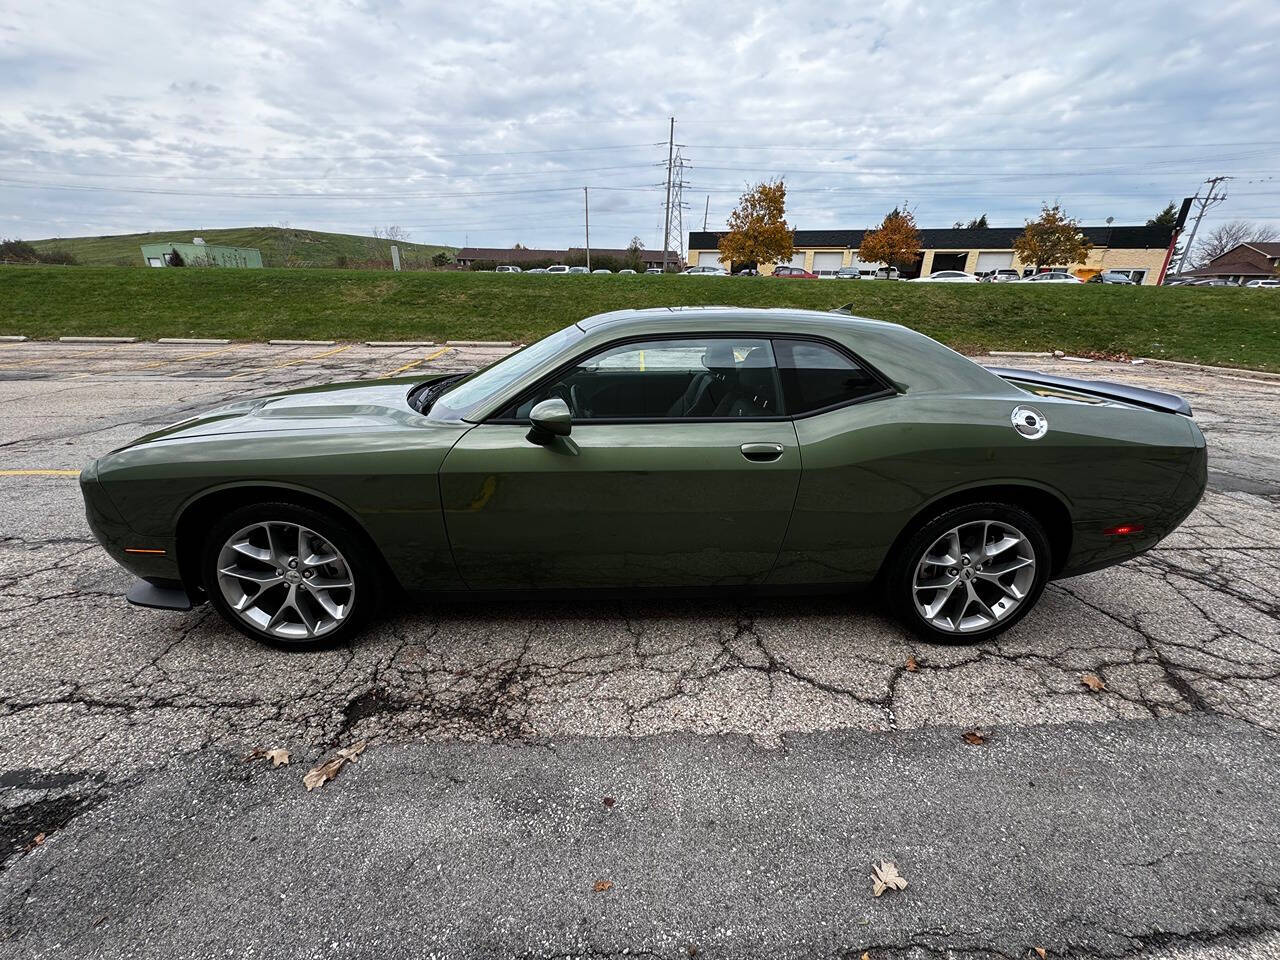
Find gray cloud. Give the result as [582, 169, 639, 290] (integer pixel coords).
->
[2, 0, 1278, 249]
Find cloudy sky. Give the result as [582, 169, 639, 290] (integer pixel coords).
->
[3, 0, 1278, 252]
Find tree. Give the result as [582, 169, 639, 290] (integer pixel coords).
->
[1147, 202, 1178, 228]
[166, 246, 185, 267]
[373, 225, 411, 243]
[430, 251, 450, 267]
[1012, 203, 1093, 270]
[1194, 220, 1280, 265]
[274, 220, 301, 266]
[859, 206, 921, 275]
[628, 235, 644, 252]
[952, 214, 988, 229]
[718, 179, 793, 269]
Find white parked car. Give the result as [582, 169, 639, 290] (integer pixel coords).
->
[682, 265, 729, 276]
[568, 266, 590, 274]
[980, 269, 1021, 283]
[495, 265, 522, 274]
[911, 270, 978, 283]
[644, 267, 663, 275]
[1245, 278, 1279, 288]
[545, 264, 570, 274]
[618, 269, 637, 275]
[591, 268, 612, 274]
[1020, 271, 1083, 283]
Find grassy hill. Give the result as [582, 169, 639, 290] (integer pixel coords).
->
[2, 266, 1277, 370]
[27, 227, 453, 268]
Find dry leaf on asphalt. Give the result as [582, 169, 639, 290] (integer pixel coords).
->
[862, 953, 872, 960]
[602, 796, 615, 809]
[962, 730, 987, 746]
[303, 739, 368, 792]
[593, 880, 613, 893]
[1034, 948, 1048, 959]
[1080, 674, 1106, 692]
[905, 657, 918, 673]
[265, 748, 290, 768]
[871, 860, 907, 897]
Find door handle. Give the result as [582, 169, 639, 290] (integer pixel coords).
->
[740, 442, 784, 462]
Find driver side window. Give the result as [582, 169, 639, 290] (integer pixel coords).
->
[502, 337, 781, 421]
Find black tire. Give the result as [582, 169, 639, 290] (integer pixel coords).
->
[886, 501, 1051, 644]
[201, 501, 383, 650]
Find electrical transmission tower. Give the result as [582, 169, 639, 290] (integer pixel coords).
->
[665, 149, 690, 267]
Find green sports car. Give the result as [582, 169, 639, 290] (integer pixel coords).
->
[80, 307, 1207, 648]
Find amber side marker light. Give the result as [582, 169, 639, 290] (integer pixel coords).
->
[124, 547, 167, 555]
[1103, 523, 1144, 537]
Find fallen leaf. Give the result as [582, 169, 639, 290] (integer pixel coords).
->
[871, 860, 907, 897]
[32, 832, 45, 846]
[593, 880, 613, 893]
[303, 740, 368, 792]
[602, 796, 615, 809]
[93, 914, 109, 927]
[1081, 674, 1106, 692]
[962, 730, 986, 746]
[265, 748, 290, 768]
[905, 657, 918, 673]
[862, 953, 872, 960]
[1034, 948, 1047, 959]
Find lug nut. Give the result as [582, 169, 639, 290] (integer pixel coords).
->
[288, 558, 298, 569]
[303, 569, 314, 579]
[948, 567, 958, 576]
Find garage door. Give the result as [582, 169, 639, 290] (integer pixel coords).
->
[975, 252, 1014, 272]
[811, 252, 845, 274]
[697, 251, 722, 268]
[787, 252, 807, 269]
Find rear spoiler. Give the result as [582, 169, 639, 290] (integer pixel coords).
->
[986, 366, 1193, 417]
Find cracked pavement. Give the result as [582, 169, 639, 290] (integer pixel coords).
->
[0, 341, 1277, 959]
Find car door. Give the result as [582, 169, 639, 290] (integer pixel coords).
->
[438, 335, 801, 589]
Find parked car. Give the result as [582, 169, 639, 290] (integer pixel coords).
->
[911, 270, 978, 283]
[495, 265, 522, 274]
[867, 266, 901, 280]
[1245, 279, 1280, 288]
[822, 267, 861, 280]
[772, 266, 818, 278]
[1088, 272, 1135, 285]
[1020, 272, 1083, 283]
[1190, 279, 1238, 287]
[682, 265, 729, 276]
[980, 269, 1021, 283]
[591, 269, 612, 274]
[618, 269, 637, 275]
[568, 266, 590, 275]
[526, 268, 547, 274]
[81, 306, 1206, 649]
[644, 267, 663, 275]
[546, 265, 570, 274]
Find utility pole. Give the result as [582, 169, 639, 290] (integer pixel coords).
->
[703, 194, 710, 231]
[584, 186, 590, 271]
[1175, 176, 1230, 276]
[662, 116, 675, 273]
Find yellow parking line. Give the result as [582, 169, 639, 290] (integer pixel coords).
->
[0, 469, 81, 477]
[386, 345, 451, 377]
[226, 343, 354, 380]
[141, 345, 244, 369]
[0, 345, 120, 369]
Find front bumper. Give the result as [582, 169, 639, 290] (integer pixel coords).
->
[80, 461, 182, 582]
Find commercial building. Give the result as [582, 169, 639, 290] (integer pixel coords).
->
[453, 246, 679, 270]
[141, 239, 263, 268]
[686, 225, 1175, 285]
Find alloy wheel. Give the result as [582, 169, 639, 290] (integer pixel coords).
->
[912, 519, 1037, 634]
[215, 521, 355, 641]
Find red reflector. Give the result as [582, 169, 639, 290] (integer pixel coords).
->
[1103, 523, 1144, 537]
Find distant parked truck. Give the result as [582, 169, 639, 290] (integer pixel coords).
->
[140, 239, 263, 268]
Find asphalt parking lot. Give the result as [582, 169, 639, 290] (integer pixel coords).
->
[1, 340, 1278, 959]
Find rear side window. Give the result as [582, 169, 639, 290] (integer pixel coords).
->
[773, 339, 886, 414]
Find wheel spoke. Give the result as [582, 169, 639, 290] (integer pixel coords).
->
[219, 564, 282, 586]
[230, 540, 271, 563]
[913, 518, 1036, 634]
[984, 533, 1023, 559]
[922, 580, 959, 619]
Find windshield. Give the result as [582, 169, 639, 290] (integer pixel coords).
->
[427, 323, 585, 421]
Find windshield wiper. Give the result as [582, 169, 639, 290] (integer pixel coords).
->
[409, 373, 466, 414]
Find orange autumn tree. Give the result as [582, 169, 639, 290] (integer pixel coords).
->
[1013, 202, 1093, 270]
[858, 207, 921, 276]
[718, 180, 793, 269]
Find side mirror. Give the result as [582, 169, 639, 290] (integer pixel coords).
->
[527, 398, 572, 445]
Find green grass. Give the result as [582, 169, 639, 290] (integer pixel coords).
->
[26, 227, 452, 268]
[3, 266, 1278, 370]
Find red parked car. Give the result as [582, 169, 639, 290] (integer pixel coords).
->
[772, 265, 818, 278]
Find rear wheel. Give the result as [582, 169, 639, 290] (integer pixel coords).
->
[202, 501, 381, 649]
[887, 502, 1050, 643]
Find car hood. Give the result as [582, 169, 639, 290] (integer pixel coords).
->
[119, 374, 452, 449]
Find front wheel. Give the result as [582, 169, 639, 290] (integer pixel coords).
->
[887, 502, 1051, 644]
[202, 501, 382, 649]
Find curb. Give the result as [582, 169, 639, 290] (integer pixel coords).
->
[158, 337, 232, 345]
[365, 341, 438, 347]
[58, 336, 138, 344]
[268, 339, 335, 346]
[987, 350, 1053, 358]
[1137, 357, 1280, 381]
[0, 335, 28, 342]
[446, 339, 515, 347]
